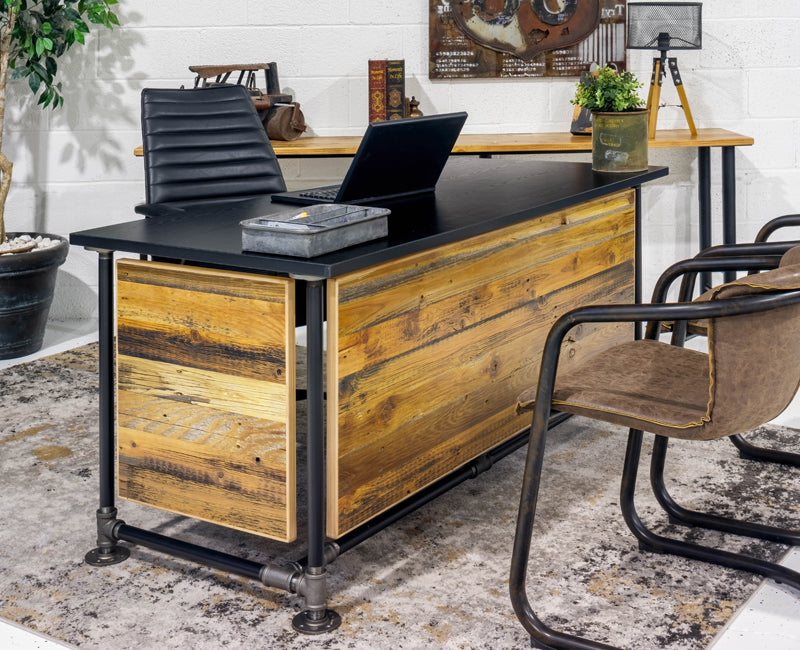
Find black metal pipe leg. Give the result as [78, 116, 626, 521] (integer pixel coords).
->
[634, 186, 642, 341]
[698, 147, 712, 292]
[292, 278, 341, 634]
[721, 146, 737, 283]
[85, 508, 127, 566]
[85, 249, 129, 567]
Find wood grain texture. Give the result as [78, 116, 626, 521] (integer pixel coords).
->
[327, 190, 636, 537]
[133, 127, 753, 157]
[116, 260, 296, 541]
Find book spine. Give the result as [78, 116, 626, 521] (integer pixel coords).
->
[368, 59, 387, 123]
[386, 59, 405, 120]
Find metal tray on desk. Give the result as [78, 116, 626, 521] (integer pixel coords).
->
[241, 204, 390, 257]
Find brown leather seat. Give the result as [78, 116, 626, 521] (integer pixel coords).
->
[510, 250, 800, 650]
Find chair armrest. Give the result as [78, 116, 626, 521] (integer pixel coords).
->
[755, 214, 800, 243]
[651, 255, 783, 305]
[695, 241, 795, 259]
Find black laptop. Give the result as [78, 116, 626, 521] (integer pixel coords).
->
[271, 111, 468, 205]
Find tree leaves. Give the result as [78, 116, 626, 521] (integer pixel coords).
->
[2, 0, 118, 109]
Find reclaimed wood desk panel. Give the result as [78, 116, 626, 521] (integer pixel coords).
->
[109, 190, 636, 540]
[115, 261, 297, 541]
[327, 189, 635, 536]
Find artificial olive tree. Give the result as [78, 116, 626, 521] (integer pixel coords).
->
[0, 0, 118, 243]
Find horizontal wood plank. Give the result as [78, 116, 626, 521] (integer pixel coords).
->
[119, 427, 292, 539]
[117, 261, 289, 383]
[335, 199, 634, 378]
[118, 356, 290, 423]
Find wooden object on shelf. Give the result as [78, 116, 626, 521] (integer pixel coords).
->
[189, 62, 292, 108]
[570, 104, 593, 135]
[326, 189, 636, 537]
[407, 96, 423, 118]
[115, 260, 297, 542]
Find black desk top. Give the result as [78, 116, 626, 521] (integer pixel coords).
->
[71, 158, 667, 278]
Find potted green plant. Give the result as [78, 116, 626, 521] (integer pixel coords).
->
[0, 0, 118, 359]
[572, 65, 648, 173]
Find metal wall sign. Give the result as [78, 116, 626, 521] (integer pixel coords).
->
[429, 0, 627, 78]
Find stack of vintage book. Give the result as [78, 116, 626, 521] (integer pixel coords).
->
[368, 59, 405, 122]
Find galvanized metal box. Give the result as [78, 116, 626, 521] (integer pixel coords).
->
[241, 204, 390, 257]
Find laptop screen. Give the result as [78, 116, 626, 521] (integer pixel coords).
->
[337, 111, 468, 203]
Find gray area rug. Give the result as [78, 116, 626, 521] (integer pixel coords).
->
[1, 344, 798, 649]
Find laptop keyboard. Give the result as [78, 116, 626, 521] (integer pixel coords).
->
[297, 185, 339, 201]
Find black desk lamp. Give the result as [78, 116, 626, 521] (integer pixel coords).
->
[627, 2, 702, 138]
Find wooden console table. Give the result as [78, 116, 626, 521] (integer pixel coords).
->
[262, 128, 751, 158]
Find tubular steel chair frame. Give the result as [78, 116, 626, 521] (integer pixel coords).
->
[510, 255, 800, 650]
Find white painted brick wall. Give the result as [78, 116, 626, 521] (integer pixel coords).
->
[2, 1, 797, 319]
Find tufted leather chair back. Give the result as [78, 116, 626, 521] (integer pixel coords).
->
[140, 85, 286, 206]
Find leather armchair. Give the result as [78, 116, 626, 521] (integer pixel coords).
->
[510, 248, 800, 649]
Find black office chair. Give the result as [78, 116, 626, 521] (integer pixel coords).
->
[138, 85, 286, 213]
[511, 249, 800, 649]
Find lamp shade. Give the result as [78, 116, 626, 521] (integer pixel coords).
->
[626, 2, 702, 50]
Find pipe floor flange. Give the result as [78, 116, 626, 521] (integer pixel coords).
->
[84, 546, 130, 566]
[291, 609, 341, 634]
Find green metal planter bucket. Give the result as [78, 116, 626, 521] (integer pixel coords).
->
[591, 110, 649, 173]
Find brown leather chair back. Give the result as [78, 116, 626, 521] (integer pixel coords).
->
[706, 257, 800, 436]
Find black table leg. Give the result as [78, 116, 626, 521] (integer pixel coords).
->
[698, 147, 712, 291]
[722, 146, 737, 282]
[635, 186, 642, 340]
[85, 249, 129, 567]
[292, 278, 341, 634]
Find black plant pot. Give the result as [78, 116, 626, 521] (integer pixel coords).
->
[0, 233, 69, 360]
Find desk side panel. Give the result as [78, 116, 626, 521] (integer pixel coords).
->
[115, 260, 296, 542]
[328, 190, 636, 537]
